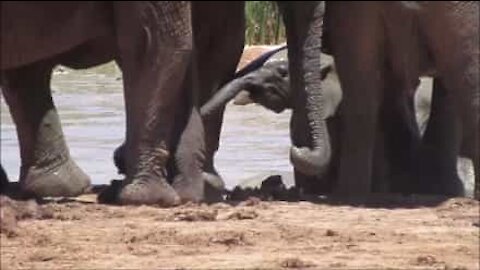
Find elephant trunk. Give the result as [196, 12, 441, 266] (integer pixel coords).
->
[285, 2, 331, 177]
[200, 77, 248, 117]
[201, 45, 288, 117]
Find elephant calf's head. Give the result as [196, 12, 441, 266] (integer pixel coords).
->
[201, 48, 341, 121]
[237, 60, 290, 113]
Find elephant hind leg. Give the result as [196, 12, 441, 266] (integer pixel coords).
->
[418, 79, 465, 196]
[1, 61, 90, 198]
[0, 164, 9, 194]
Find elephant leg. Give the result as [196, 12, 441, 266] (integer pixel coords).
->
[0, 164, 9, 194]
[417, 79, 464, 196]
[334, 63, 383, 196]
[1, 61, 90, 198]
[476, 125, 479, 199]
[113, 142, 126, 175]
[202, 108, 227, 198]
[419, 3, 479, 197]
[113, 2, 193, 206]
[380, 75, 422, 194]
[171, 107, 206, 203]
[371, 119, 389, 193]
[193, 2, 245, 199]
[327, 3, 384, 197]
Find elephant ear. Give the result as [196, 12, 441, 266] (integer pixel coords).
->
[234, 44, 287, 79]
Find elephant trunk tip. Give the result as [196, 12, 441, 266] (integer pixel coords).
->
[289, 144, 331, 177]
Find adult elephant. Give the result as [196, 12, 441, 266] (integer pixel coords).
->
[324, 2, 479, 197]
[202, 47, 419, 195]
[202, 49, 343, 194]
[114, 2, 331, 202]
[204, 45, 478, 197]
[1, 2, 195, 206]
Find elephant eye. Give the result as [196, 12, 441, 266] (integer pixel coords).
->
[276, 64, 289, 77]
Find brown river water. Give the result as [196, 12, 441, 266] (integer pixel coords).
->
[0, 61, 293, 189]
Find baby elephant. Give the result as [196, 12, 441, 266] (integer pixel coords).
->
[202, 46, 476, 197]
[201, 47, 343, 194]
[201, 47, 342, 119]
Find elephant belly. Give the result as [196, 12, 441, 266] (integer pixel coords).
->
[1, 2, 113, 69]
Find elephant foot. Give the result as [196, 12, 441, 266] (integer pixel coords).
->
[202, 172, 225, 190]
[290, 146, 331, 178]
[419, 176, 465, 197]
[113, 143, 126, 175]
[294, 170, 333, 196]
[21, 158, 91, 198]
[202, 172, 226, 203]
[172, 175, 204, 203]
[117, 177, 180, 206]
[97, 179, 123, 204]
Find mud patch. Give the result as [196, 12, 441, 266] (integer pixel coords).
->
[0, 204, 17, 237]
[169, 208, 218, 222]
[210, 231, 252, 247]
[0, 194, 478, 269]
[0, 196, 53, 237]
[280, 257, 316, 268]
[413, 255, 439, 266]
[217, 208, 258, 220]
[228, 175, 301, 202]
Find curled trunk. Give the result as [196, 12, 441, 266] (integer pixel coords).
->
[201, 45, 287, 116]
[281, 2, 331, 177]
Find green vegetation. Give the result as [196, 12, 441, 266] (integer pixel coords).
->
[245, 1, 286, 45]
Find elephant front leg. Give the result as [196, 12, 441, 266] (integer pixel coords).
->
[1, 62, 90, 198]
[334, 67, 382, 197]
[113, 2, 193, 206]
[193, 1, 246, 202]
[326, 2, 385, 198]
[171, 108, 206, 203]
[201, 109, 227, 198]
[417, 79, 465, 196]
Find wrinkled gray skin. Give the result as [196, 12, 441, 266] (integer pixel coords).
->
[201, 50, 342, 193]
[200, 1, 330, 200]
[1, 2, 195, 205]
[111, 2, 246, 204]
[203, 48, 414, 194]
[114, 2, 329, 202]
[204, 35, 477, 197]
[196, 2, 478, 199]
[203, 50, 340, 119]
[325, 2, 479, 197]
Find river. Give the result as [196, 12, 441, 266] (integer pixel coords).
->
[0, 62, 293, 189]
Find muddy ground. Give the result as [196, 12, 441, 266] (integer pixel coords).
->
[1, 192, 479, 270]
[1, 46, 479, 269]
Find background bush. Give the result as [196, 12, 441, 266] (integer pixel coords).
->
[245, 1, 286, 45]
